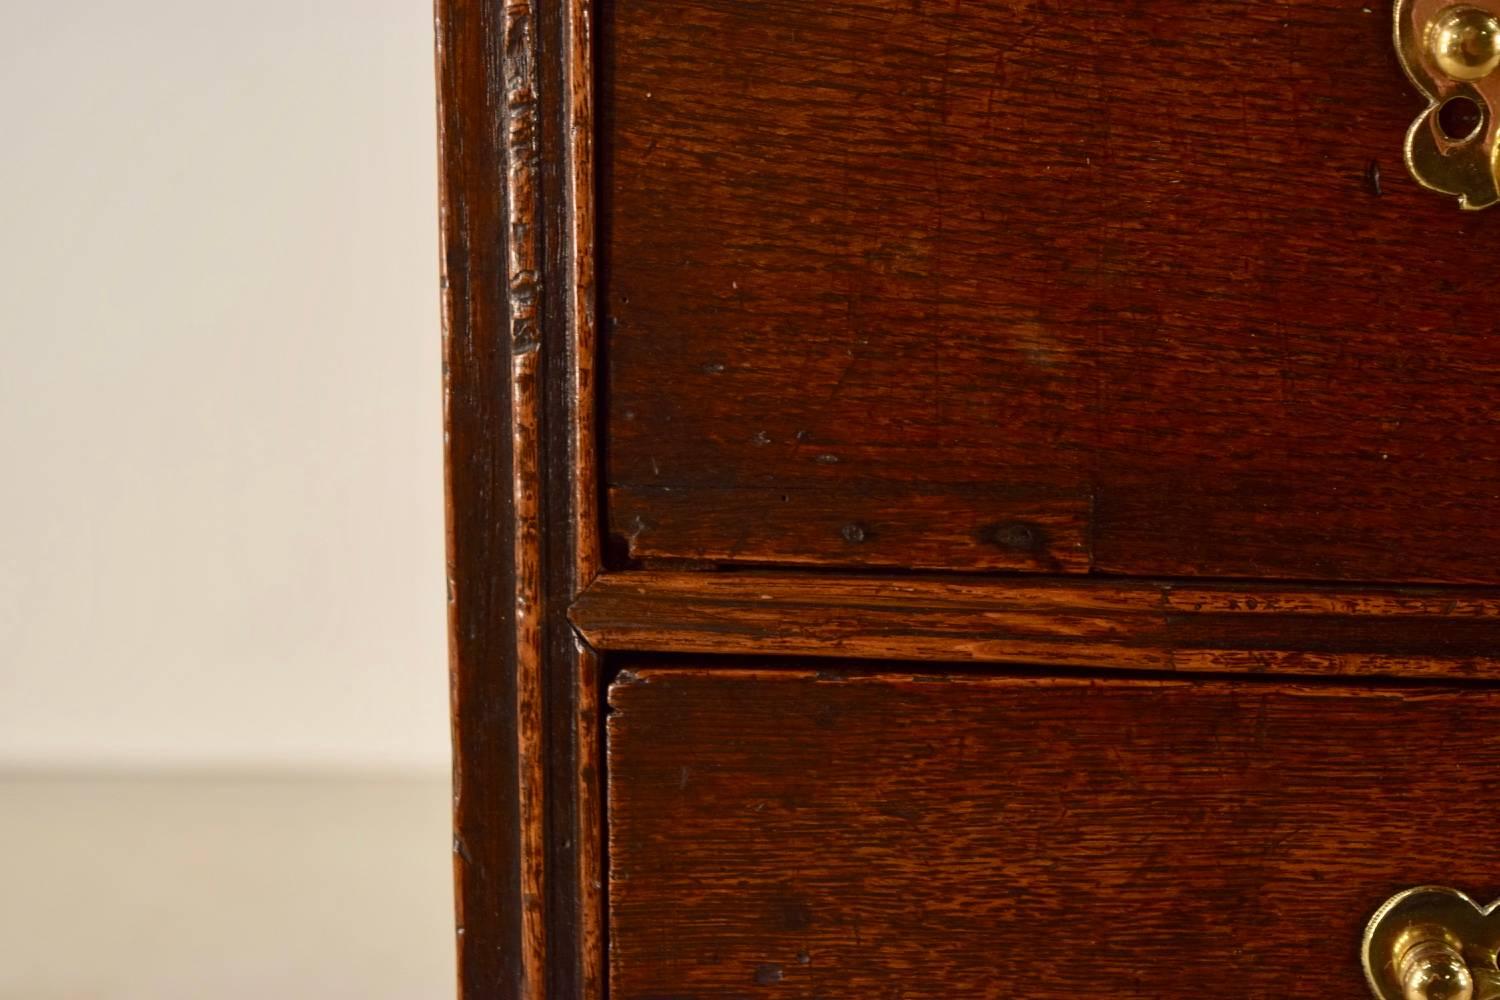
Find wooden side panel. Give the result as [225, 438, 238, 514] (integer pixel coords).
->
[437, 0, 600, 995]
[602, 0, 1500, 583]
[436, 0, 531, 993]
[609, 669, 1500, 998]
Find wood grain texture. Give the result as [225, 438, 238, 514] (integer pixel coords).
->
[610, 484, 1088, 572]
[601, 0, 1500, 583]
[436, 0, 533, 992]
[568, 0, 601, 592]
[573, 570, 1500, 679]
[609, 668, 1500, 998]
[437, 0, 600, 995]
[541, 0, 605, 997]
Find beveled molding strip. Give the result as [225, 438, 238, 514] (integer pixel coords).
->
[437, 0, 599, 997]
[573, 570, 1500, 679]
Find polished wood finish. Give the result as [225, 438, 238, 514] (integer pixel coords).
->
[602, 0, 1500, 584]
[438, 1, 1500, 996]
[574, 570, 1500, 679]
[436, 0, 600, 996]
[436, 0, 532, 991]
[610, 667, 1500, 999]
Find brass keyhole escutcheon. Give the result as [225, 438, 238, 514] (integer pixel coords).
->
[1395, 0, 1500, 208]
[1365, 887, 1500, 1000]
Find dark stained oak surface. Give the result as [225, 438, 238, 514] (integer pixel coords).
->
[602, 0, 1500, 583]
[609, 668, 1500, 998]
[437, 0, 602, 994]
[574, 569, 1500, 678]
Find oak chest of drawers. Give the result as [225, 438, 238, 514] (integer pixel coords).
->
[436, 0, 1500, 996]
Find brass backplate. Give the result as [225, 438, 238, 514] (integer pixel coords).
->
[1395, 0, 1500, 208]
[1365, 887, 1500, 999]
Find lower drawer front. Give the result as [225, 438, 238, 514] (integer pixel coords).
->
[608, 669, 1500, 999]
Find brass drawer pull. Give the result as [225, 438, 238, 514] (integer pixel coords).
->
[1365, 887, 1500, 999]
[1396, 2, 1500, 208]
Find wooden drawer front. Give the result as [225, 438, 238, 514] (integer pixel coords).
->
[603, 0, 1500, 584]
[609, 668, 1500, 998]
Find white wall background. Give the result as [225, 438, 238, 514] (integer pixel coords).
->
[0, 0, 447, 773]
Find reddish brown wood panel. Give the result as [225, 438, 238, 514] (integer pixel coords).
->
[436, 0, 531, 992]
[573, 570, 1500, 679]
[602, 0, 1500, 583]
[437, 0, 601, 995]
[610, 668, 1500, 998]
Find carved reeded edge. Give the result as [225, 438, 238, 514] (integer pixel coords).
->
[506, 0, 546, 990]
[436, 0, 599, 996]
[564, 4, 604, 998]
